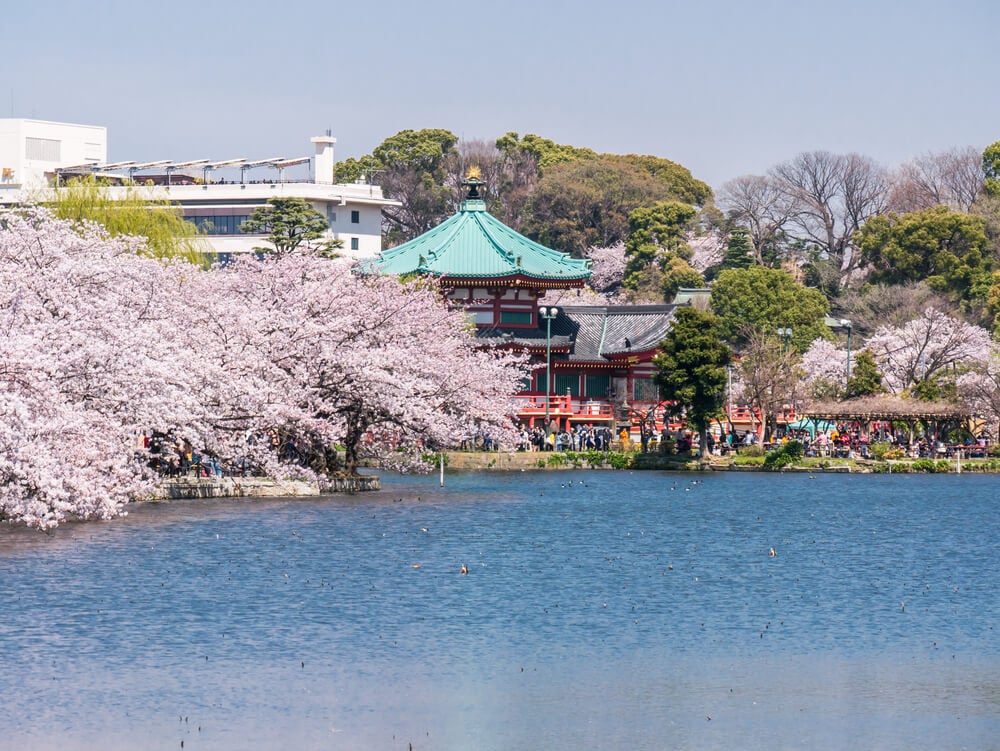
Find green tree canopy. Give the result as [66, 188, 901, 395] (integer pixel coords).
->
[709, 266, 830, 349]
[241, 197, 334, 255]
[495, 132, 596, 172]
[856, 206, 991, 303]
[45, 177, 208, 262]
[983, 140, 1000, 197]
[620, 153, 713, 206]
[721, 227, 755, 271]
[623, 200, 696, 288]
[372, 128, 458, 172]
[660, 256, 704, 301]
[522, 154, 669, 254]
[845, 349, 885, 398]
[333, 129, 459, 246]
[333, 154, 381, 184]
[653, 307, 732, 456]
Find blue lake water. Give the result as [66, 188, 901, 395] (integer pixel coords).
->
[1, 470, 998, 750]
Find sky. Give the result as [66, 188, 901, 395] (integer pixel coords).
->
[8, 0, 1000, 191]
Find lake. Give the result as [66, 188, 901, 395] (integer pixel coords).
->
[1, 470, 997, 750]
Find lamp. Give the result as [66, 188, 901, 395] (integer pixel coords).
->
[777, 326, 793, 353]
[539, 305, 560, 427]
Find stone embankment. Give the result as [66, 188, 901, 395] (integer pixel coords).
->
[155, 475, 379, 500]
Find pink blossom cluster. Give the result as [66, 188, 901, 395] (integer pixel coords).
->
[1, 209, 527, 528]
[584, 243, 626, 294]
[800, 338, 851, 394]
[865, 308, 992, 393]
[800, 308, 993, 398]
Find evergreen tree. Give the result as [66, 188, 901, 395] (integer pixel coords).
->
[241, 197, 336, 255]
[653, 307, 732, 457]
[721, 227, 754, 271]
[845, 350, 885, 398]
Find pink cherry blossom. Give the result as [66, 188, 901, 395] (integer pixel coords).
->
[865, 308, 991, 393]
[1, 208, 527, 528]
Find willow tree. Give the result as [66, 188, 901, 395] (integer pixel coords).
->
[44, 176, 208, 262]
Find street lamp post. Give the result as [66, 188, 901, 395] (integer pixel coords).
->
[539, 305, 560, 428]
[777, 326, 793, 353]
[843, 319, 852, 384]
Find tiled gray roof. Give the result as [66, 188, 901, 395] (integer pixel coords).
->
[476, 305, 676, 361]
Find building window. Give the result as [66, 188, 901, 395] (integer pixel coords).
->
[500, 311, 532, 325]
[350, 237, 359, 251]
[554, 374, 579, 397]
[585, 374, 610, 397]
[633, 378, 660, 402]
[351, 210, 360, 224]
[187, 215, 252, 235]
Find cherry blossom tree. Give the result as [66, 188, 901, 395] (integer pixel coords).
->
[0, 208, 218, 528]
[585, 243, 625, 289]
[1, 208, 528, 528]
[864, 308, 992, 395]
[207, 254, 528, 476]
[956, 343, 1000, 439]
[800, 338, 851, 399]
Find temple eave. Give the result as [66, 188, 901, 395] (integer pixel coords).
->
[440, 274, 587, 288]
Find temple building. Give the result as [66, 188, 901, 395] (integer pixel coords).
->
[373, 172, 679, 435]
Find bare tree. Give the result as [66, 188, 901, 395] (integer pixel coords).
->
[445, 139, 505, 210]
[888, 147, 985, 214]
[716, 174, 793, 265]
[771, 151, 888, 280]
[736, 327, 803, 442]
[834, 281, 961, 336]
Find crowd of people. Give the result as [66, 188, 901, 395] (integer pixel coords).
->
[518, 423, 616, 452]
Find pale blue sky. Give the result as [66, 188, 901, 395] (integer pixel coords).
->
[9, 0, 1000, 190]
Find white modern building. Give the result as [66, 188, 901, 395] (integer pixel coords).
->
[0, 120, 397, 260]
[0, 119, 107, 189]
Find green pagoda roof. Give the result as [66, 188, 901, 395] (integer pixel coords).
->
[373, 193, 591, 286]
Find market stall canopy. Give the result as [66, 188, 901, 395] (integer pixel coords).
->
[786, 418, 835, 438]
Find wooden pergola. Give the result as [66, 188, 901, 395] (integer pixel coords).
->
[805, 396, 968, 422]
[801, 396, 971, 444]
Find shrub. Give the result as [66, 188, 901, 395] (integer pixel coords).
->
[911, 458, 938, 473]
[740, 445, 765, 457]
[605, 452, 633, 469]
[869, 442, 894, 460]
[763, 441, 805, 470]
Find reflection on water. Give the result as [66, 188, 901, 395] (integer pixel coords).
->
[1, 471, 998, 750]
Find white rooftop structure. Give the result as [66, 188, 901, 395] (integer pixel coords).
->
[0, 121, 397, 260]
[0, 119, 107, 189]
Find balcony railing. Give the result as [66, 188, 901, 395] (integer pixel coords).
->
[514, 395, 616, 421]
[513, 395, 797, 431]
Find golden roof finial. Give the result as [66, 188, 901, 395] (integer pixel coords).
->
[466, 165, 482, 180]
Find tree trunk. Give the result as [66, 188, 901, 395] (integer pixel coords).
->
[342, 416, 364, 476]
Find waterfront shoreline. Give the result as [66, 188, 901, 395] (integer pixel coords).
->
[443, 450, 994, 474]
